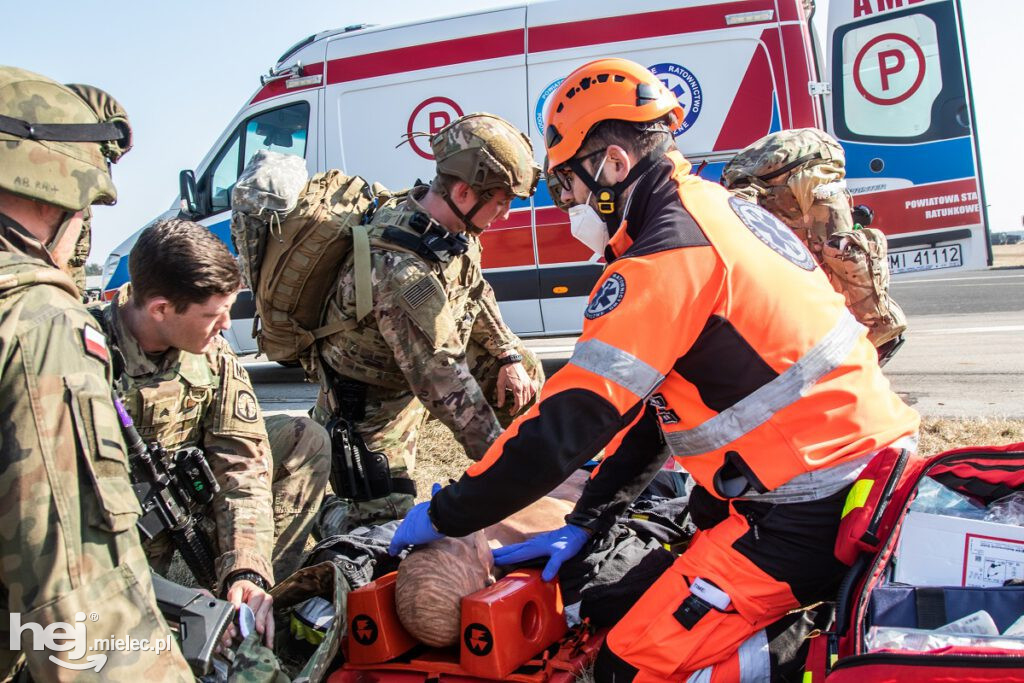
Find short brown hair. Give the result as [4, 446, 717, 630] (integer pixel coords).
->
[129, 218, 240, 312]
[578, 115, 674, 161]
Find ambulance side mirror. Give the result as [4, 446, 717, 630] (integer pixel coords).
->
[179, 169, 200, 218]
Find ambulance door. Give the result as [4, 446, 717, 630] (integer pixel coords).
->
[323, 8, 543, 334]
[825, 0, 989, 275]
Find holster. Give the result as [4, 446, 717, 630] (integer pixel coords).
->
[325, 375, 415, 502]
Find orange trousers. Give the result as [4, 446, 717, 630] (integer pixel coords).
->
[596, 485, 848, 682]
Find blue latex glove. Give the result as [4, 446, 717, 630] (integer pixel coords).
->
[492, 524, 590, 582]
[388, 483, 444, 555]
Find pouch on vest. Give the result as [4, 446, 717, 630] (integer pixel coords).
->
[834, 447, 925, 566]
[821, 228, 907, 348]
[230, 151, 397, 368]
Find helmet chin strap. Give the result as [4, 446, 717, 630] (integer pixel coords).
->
[45, 211, 77, 253]
[441, 187, 494, 235]
[568, 139, 672, 231]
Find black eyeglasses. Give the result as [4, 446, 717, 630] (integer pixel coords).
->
[550, 148, 607, 188]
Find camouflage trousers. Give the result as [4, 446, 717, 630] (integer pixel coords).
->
[312, 340, 544, 538]
[147, 415, 330, 586]
[265, 415, 331, 581]
[0, 438, 192, 680]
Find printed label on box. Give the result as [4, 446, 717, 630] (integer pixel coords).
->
[963, 534, 1024, 587]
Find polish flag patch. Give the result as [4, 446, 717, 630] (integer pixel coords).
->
[82, 324, 109, 363]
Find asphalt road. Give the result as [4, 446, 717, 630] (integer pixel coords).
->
[248, 266, 1024, 419]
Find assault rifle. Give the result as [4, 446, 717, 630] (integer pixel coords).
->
[150, 573, 234, 675]
[111, 395, 232, 675]
[111, 395, 220, 588]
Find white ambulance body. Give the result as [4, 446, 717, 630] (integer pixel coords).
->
[102, 0, 986, 355]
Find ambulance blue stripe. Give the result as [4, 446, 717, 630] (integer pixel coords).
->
[843, 137, 976, 185]
[769, 95, 781, 134]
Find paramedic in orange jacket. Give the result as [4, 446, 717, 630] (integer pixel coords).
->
[390, 58, 920, 682]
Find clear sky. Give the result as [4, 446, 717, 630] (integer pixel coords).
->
[2, 0, 1022, 265]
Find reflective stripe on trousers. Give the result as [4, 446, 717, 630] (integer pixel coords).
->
[685, 629, 771, 683]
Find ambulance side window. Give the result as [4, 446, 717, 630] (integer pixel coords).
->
[200, 101, 310, 216]
[832, 1, 968, 144]
[208, 133, 241, 214]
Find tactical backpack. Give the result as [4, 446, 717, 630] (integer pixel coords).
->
[230, 151, 398, 370]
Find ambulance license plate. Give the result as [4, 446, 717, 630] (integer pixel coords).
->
[888, 243, 963, 274]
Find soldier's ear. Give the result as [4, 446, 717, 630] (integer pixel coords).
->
[145, 296, 174, 322]
[451, 179, 474, 205]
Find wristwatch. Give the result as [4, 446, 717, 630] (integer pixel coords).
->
[498, 352, 523, 366]
[226, 570, 270, 593]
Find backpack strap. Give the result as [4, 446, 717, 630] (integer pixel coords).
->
[312, 317, 358, 340]
[352, 223, 373, 323]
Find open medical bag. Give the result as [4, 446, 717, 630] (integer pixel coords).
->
[804, 443, 1024, 681]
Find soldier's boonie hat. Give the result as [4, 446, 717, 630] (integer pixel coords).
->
[0, 65, 123, 211]
[430, 112, 540, 199]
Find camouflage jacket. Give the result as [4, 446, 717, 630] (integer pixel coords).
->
[0, 225, 192, 679]
[320, 187, 515, 460]
[102, 285, 275, 587]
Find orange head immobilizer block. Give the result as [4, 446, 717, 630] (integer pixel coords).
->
[458, 569, 566, 679]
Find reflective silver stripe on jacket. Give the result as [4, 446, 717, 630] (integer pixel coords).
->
[664, 311, 864, 457]
[568, 338, 664, 400]
[740, 433, 921, 504]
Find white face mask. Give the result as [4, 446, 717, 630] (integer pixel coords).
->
[568, 154, 610, 255]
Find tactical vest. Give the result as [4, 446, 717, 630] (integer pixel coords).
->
[319, 200, 482, 391]
[94, 302, 218, 449]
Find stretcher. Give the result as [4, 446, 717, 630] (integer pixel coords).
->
[328, 569, 605, 682]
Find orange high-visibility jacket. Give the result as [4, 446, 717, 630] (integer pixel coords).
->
[430, 150, 919, 537]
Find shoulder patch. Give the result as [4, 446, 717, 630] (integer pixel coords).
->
[229, 355, 251, 383]
[82, 324, 109, 363]
[234, 389, 260, 423]
[585, 273, 627, 320]
[729, 196, 816, 271]
[401, 276, 443, 310]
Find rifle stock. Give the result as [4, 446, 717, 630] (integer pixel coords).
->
[151, 573, 234, 675]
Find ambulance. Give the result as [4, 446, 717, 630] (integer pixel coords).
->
[102, 0, 987, 354]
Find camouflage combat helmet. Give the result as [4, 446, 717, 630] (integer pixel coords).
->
[0, 66, 127, 211]
[431, 112, 540, 200]
[65, 83, 133, 163]
[721, 128, 853, 238]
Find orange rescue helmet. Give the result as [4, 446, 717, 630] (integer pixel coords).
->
[544, 58, 684, 170]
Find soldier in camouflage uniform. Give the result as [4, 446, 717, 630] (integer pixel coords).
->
[722, 128, 907, 363]
[99, 219, 330, 646]
[0, 65, 194, 679]
[313, 113, 544, 535]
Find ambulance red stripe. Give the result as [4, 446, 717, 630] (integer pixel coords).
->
[251, 0, 784, 103]
[526, 0, 773, 53]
